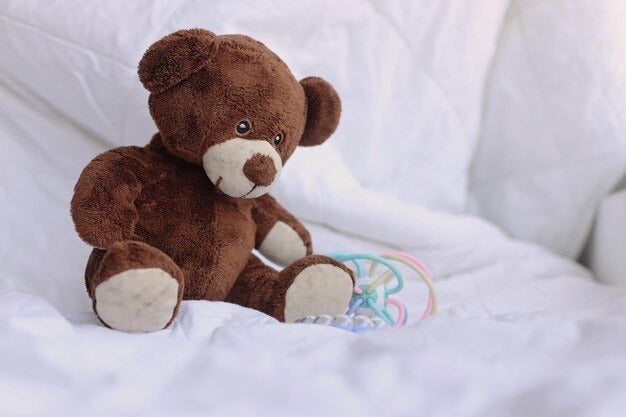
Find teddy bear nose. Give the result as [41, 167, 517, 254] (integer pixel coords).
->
[243, 153, 277, 187]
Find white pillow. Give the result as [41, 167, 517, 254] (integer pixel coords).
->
[469, 0, 626, 258]
[0, 0, 508, 213]
[0, 83, 103, 313]
[583, 188, 626, 286]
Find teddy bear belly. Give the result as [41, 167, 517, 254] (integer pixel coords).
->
[132, 187, 257, 273]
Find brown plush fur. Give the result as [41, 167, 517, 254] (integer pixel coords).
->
[71, 29, 348, 329]
[299, 77, 342, 146]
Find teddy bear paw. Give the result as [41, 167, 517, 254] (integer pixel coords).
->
[283, 263, 353, 323]
[94, 268, 180, 332]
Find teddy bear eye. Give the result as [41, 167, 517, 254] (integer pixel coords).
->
[273, 133, 283, 146]
[236, 120, 251, 135]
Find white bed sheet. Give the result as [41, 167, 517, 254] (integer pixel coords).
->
[1, 1, 626, 416]
[1, 82, 626, 416]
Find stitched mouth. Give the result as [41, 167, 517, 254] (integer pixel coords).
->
[242, 184, 258, 198]
[214, 176, 257, 198]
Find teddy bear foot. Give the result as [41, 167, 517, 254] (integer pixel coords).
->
[95, 268, 180, 332]
[90, 241, 184, 332]
[282, 257, 354, 323]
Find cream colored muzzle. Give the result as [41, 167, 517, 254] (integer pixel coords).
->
[202, 138, 282, 198]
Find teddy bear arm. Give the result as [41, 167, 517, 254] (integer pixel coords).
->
[252, 195, 312, 266]
[71, 148, 146, 249]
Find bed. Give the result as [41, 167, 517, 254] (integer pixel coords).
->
[1, 1, 626, 416]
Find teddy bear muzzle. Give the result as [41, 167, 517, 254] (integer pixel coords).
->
[202, 137, 283, 199]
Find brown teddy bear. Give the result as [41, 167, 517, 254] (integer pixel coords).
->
[70, 29, 354, 332]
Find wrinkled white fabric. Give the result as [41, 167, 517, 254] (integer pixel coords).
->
[1, 1, 626, 416]
[469, 0, 626, 257]
[584, 189, 626, 286]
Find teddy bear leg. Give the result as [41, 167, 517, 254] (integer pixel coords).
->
[85, 241, 184, 332]
[227, 255, 354, 322]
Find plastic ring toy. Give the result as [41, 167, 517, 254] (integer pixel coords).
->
[294, 251, 438, 332]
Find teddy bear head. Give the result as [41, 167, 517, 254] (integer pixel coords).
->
[138, 29, 341, 198]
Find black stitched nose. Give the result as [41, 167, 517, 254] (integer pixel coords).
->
[243, 153, 276, 186]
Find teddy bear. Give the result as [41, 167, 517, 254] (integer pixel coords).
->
[70, 29, 354, 332]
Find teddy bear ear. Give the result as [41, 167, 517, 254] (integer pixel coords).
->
[299, 77, 341, 147]
[138, 29, 216, 94]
